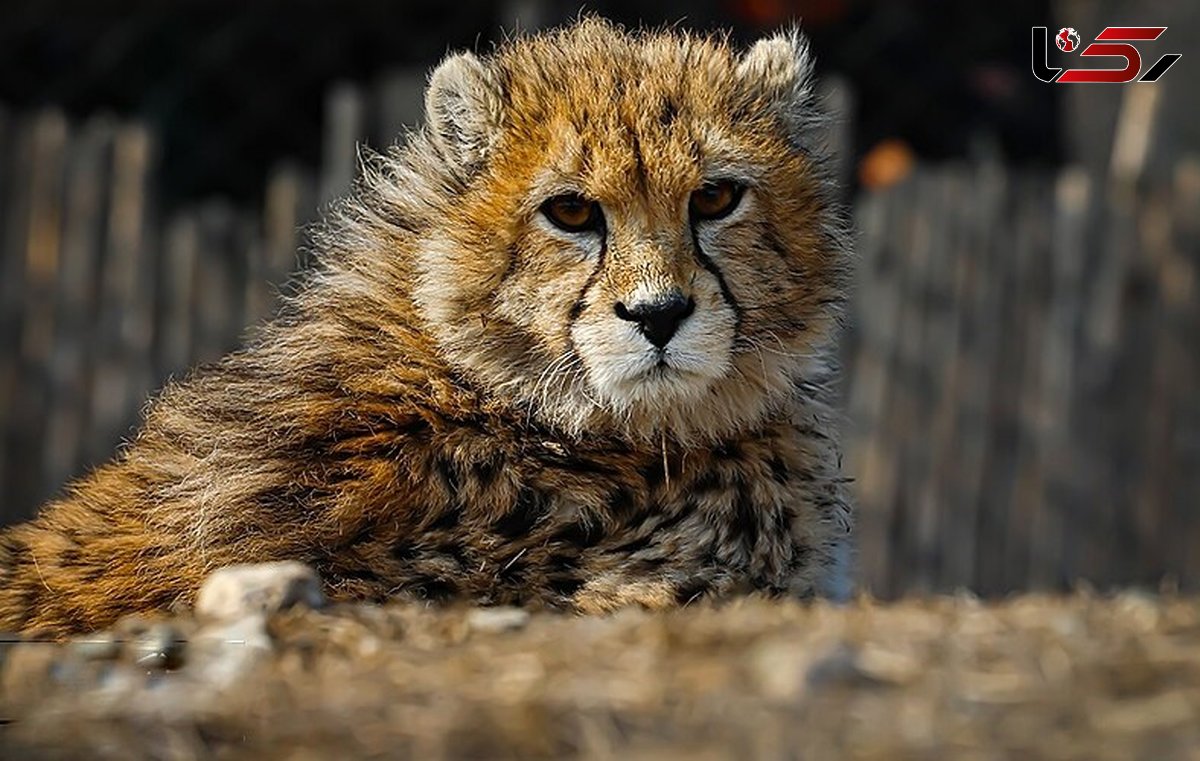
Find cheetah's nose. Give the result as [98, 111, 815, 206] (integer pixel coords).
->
[614, 290, 696, 349]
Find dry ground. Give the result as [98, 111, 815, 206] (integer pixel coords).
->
[1, 592, 1199, 760]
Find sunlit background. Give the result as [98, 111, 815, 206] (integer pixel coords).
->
[0, 0, 1196, 597]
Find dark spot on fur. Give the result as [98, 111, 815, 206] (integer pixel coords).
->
[547, 573, 584, 597]
[338, 522, 378, 549]
[471, 456, 502, 486]
[413, 576, 457, 601]
[641, 462, 666, 489]
[655, 503, 694, 533]
[630, 131, 646, 179]
[553, 519, 605, 548]
[659, 97, 678, 126]
[59, 547, 82, 567]
[675, 578, 711, 605]
[731, 489, 760, 549]
[606, 487, 639, 522]
[392, 541, 417, 561]
[496, 554, 526, 582]
[433, 543, 470, 568]
[493, 488, 548, 538]
[426, 500, 463, 532]
[612, 532, 653, 555]
[540, 451, 615, 477]
[434, 456, 460, 495]
[336, 566, 383, 583]
[773, 506, 792, 533]
[712, 441, 741, 460]
[693, 469, 723, 493]
[768, 455, 790, 484]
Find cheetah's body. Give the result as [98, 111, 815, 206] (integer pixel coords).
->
[0, 19, 851, 635]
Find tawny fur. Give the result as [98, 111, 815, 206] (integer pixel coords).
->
[0, 19, 852, 636]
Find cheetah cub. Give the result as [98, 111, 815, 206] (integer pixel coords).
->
[0, 19, 851, 635]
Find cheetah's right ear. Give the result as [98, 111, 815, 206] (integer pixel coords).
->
[425, 52, 504, 175]
[736, 29, 817, 143]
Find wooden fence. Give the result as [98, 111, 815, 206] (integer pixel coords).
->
[845, 160, 1200, 597]
[0, 81, 1197, 597]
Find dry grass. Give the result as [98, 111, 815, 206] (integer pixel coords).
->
[2, 592, 1199, 760]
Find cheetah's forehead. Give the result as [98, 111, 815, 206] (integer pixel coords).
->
[487, 21, 794, 207]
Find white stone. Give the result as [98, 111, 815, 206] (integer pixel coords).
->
[188, 613, 274, 690]
[466, 606, 531, 634]
[195, 561, 325, 622]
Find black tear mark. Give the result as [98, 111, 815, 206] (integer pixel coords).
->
[690, 219, 742, 333]
[567, 237, 607, 322]
[762, 225, 793, 264]
[497, 241, 520, 286]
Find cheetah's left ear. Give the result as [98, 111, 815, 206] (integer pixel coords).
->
[737, 29, 817, 140]
[425, 51, 504, 175]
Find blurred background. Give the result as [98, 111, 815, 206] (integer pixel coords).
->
[0, 0, 1196, 597]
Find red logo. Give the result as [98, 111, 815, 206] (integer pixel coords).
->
[1056, 28, 1080, 52]
[1032, 26, 1181, 83]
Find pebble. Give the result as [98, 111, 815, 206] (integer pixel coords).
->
[69, 631, 121, 662]
[466, 607, 531, 634]
[195, 561, 325, 622]
[189, 613, 275, 689]
[131, 622, 186, 670]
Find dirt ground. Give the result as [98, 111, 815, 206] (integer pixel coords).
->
[1, 592, 1199, 760]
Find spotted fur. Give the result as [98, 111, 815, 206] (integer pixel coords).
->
[0, 19, 852, 635]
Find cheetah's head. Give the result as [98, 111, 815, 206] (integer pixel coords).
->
[403, 20, 848, 443]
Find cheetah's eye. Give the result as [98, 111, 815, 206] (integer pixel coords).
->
[689, 180, 744, 221]
[541, 194, 603, 233]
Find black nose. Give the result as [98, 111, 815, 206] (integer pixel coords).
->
[614, 291, 696, 348]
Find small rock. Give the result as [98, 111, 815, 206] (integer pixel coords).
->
[801, 642, 921, 690]
[749, 639, 812, 700]
[466, 607, 531, 634]
[189, 613, 274, 690]
[131, 622, 186, 670]
[195, 561, 325, 622]
[69, 631, 121, 662]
